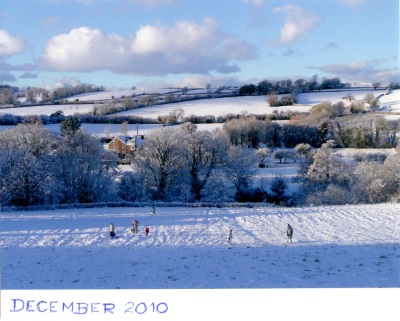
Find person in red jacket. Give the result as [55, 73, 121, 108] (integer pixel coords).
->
[145, 226, 150, 236]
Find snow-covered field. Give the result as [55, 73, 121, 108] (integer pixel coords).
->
[0, 103, 95, 117]
[2, 204, 399, 290]
[118, 89, 400, 118]
[44, 123, 165, 136]
[1, 89, 399, 120]
[64, 88, 182, 102]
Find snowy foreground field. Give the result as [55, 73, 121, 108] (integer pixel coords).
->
[2, 203, 399, 289]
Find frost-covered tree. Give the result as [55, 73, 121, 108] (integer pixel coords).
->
[270, 177, 288, 205]
[295, 143, 312, 163]
[255, 147, 270, 164]
[351, 162, 386, 203]
[133, 127, 187, 200]
[56, 129, 118, 203]
[380, 147, 400, 201]
[179, 122, 197, 134]
[306, 140, 347, 186]
[0, 87, 16, 105]
[0, 122, 62, 206]
[350, 146, 400, 203]
[60, 116, 81, 136]
[223, 117, 266, 148]
[223, 145, 257, 198]
[201, 175, 235, 203]
[273, 149, 288, 163]
[168, 108, 185, 124]
[301, 140, 355, 205]
[306, 184, 353, 206]
[182, 129, 228, 200]
[117, 171, 146, 202]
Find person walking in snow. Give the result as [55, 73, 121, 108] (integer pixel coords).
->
[227, 229, 233, 246]
[145, 226, 150, 236]
[131, 218, 139, 233]
[151, 203, 156, 215]
[134, 219, 139, 232]
[287, 224, 293, 243]
[110, 223, 116, 239]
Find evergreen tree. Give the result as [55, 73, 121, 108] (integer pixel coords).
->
[60, 116, 81, 136]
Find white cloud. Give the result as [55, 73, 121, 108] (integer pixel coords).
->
[53, 77, 83, 89]
[41, 19, 257, 76]
[41, 27, 132, 72]
[273, 5, 321, 46]
[131, 18, 220, 55]
[0, 29, 24, 57]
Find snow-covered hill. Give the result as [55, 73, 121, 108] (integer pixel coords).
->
[2, 203, 399, 289]
[1, 89, 399, 120]
[118, 89, 396, 118]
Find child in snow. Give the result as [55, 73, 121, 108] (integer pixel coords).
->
[110, 223, 116, 239]
[287, 224, 293, 243]
[227, 229, 233, 246]
[131, 218, 139, 233]
[145, 226, 149, 236]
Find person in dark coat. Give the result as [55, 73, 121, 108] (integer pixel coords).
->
[287, 224, 293, 243]
[110, 223, 116, 239]
[227, 229, 233, 246]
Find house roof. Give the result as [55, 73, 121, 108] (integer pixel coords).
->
[100, 137, 113, 144]
[108, 136, 134, 145]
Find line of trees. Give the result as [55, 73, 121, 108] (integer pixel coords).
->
[291, 97, 399, 149]
[0, 85, 18, 105]
[239, 78, 400, 97]
[0, 118, 118, 206]
[0, 119, 399, 207]
[223, 116, 321, 148]
[238, 76, 348, 96]
[0, 84, 105, 106]
[298, 140, 400, 205]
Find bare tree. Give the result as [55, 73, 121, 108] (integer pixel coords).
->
[372, 82, 381, 90]
[268, 92, 279, 107]
[255, 147, 270, 164]
[168, 108, 185, 124]
[133, 127, 186, 200]
[224, 145, 257, 196]
[183, 129, 228, 200]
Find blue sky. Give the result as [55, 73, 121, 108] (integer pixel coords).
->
[0, 0, 399, 90]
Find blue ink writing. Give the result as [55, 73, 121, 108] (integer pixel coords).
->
[10, 299, 115, 314]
